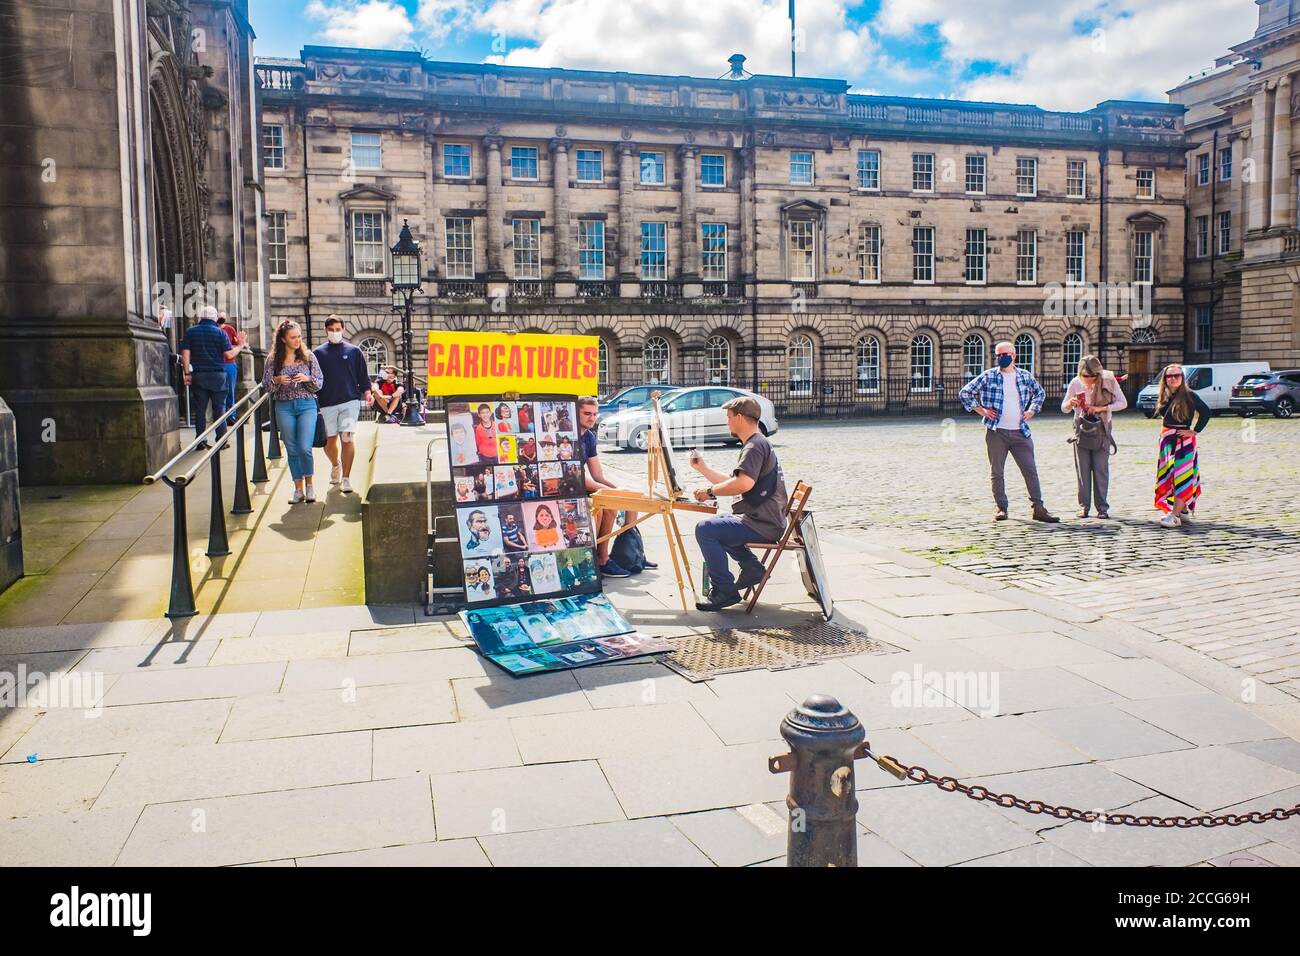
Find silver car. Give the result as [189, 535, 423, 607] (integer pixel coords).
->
[596, 386, 779, 451]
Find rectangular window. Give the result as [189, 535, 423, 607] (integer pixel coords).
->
[857, 150, 880, 190]
[964, 228, 986, 284]
[442, 143, 470, 178]
[1218, 211, 1231, 254]
[789, 151, 814, 185]
[965, 154, 985, 194]
[1016, 157, 1038, 197]
[1133, 231, 1153, 283]
[789, 220, 816, 280]
[512, 218, 541, 279]
[700, 154, 726, 187]
[912, 226, 934, 283]
[1066, 230, 1086, 283]
[639, 222, 667, 279]
[1196, 153, 1210, 186]
[1067, 159, 1086, 198]
[701, 223, 727, 280]
[577, 220, 604, 279]
[262, 124, 284, 169]
[1195, 215, 1209, 258]
[351, 132, 381, 170]
[1219, 146, 1232, 182]
[444, 217, 474, 279]
[912, 153, 934, 191]
[1016, 229, 1037, 284]
[267, 212, 287, 276]
[350, 211, 385, 276]
[1195, 304, 1213, 353]
[857, 224, 881, 282]
[1136, 168, 1155, 199]
[510, 146, 539, 180]
[576, 148, 603, 182]
[639, 151, 666, 185]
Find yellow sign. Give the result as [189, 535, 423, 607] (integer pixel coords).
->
[426, 331, 600, 396]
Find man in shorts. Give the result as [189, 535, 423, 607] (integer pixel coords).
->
[373, 366, 404, 422]
[312, 315, 372, 494]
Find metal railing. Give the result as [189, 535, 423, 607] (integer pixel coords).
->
[640, 280, 684, 301]
[576, 280, 619, 299]
[509, 279, 555, 299]
[144, 386, 276, 620]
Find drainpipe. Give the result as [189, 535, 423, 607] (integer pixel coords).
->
[1208, 128, 1219, 364]
[302, 119, 314, 347]
[1098, 115, 1108, 367]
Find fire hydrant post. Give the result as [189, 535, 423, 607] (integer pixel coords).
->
[778, 694, 865, 867]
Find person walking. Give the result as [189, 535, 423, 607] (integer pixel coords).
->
[1061, 355, 1127, 518]
[689, 396, 787, 611]
[959, 341, 1060, 523]
[1153, 364, 1210, 528]
[313, 315, 372, 494]
[180, 305, 244, 450]
[262, 319, 323, 504]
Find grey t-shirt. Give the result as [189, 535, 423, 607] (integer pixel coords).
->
[732, 433, 787, 541]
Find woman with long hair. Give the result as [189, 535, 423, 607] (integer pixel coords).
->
[261, 320, 323, 503]
[1153, 364, 1211, 528]
[531, 504, 560, 549]
[1061, 354, 1127, 518]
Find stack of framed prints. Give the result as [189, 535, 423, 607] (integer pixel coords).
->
[463, 594, 672, 675]
[447, 397, 598, 608]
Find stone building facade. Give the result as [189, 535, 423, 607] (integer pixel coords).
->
[258, 46, 1188, 412]
[1171, 0, 1300, 370]
[0, 0, 267, 485]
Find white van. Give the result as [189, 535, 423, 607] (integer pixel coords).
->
[1135, 361, 1272, 417]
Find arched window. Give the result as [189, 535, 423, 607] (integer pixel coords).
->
[1014, 333, 1036, 377]
[1062, 332, 1084, 381]
[910, 334, 934, 392]
[356, 335, 389, 378]
[706, 335, 731, 385]
[644, 335, 671, 384]
[962, 334, 986, 381]
[788, 333, 814, 396]
[1132, 327, 1156, 344]
[855, 335, 881, 394]
[597, 338, 612, 397]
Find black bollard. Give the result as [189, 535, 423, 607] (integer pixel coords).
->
[165, 481, 197, 619]
[231, 421, 252, 515]
[206, 447, 230, 557]
[769, 695, 865, 867]
[251, 401, 268, 484]
[267, 399, 282, 460]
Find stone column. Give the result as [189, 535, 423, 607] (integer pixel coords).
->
[549, 139, 574, 285]
[740, 146, 757, 287]
[483, 135, 506, 279]
[617, 142, 639, 291]
[1271, 74, 1295, 229]
[1247, 85, 1271, 232]
[678, 144, 700, 289]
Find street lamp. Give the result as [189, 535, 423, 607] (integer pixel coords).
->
[390, 219, 425, 427]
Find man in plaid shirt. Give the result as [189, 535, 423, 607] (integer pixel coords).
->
[959, 341, 1060, 523]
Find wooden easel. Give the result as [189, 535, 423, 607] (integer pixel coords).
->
[591, 401, 714, 612]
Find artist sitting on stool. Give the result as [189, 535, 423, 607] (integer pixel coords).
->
[689, 396, 787, 612]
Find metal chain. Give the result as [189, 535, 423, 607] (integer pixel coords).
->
[868, 751, 1300, 828]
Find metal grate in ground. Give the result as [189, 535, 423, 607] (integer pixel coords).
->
[663, 620, 899, 682]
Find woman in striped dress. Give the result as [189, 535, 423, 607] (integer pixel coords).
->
[1153, 365, 1211, 528]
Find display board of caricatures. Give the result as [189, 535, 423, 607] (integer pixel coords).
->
[795, 511, 833, 621]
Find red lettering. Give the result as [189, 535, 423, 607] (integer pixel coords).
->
[553, 347, 569, 380]
[428, 343, 445, 378]
[464, 345, 480, 378]
[581, 346, 598, 379]
[507, 345, 523, 377]
[537, 347, 553, 378]
[490, 344, 507, 378]
[445, 345, 461, 378]
[525, 347, 537, 378]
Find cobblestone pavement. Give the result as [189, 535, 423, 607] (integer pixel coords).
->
[644, 411, 1300, 697]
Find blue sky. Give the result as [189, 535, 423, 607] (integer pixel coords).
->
[250, 0, 1259, 111]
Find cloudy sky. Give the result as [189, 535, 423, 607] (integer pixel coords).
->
[252, 0, 1258, 111]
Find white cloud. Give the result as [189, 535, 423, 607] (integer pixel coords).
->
[306, 0, 415, 49]
[416, 0, 479, 42]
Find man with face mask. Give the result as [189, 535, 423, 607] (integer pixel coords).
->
[313, 315, 372, 494]
[959, 341, 1059, 523]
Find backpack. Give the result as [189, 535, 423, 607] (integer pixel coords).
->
[610, 522, 646, 574]
[1070, 413, 1116, 454]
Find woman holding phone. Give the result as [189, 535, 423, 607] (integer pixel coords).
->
[1153, 364, 1210, 528]
[1061, 355, 1126, 518]
[262, 320, 323, 503]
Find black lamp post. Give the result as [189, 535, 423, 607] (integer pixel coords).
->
[390, 219, 425, 427]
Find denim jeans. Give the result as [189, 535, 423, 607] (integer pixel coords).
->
[190, 370, 230, 444]
[223, 362, 239, 425]
[694, 515, 769, 596]
[275, 397, 318, 481]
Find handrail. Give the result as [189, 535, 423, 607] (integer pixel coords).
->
[145, 386, 269, 485]
[174, 394, 268, 487]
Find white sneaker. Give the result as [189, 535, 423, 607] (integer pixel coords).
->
[340, 477, 354, 494]
[289, 489, 304, 505]
[1160, 513, 1181, 528]
[1180, 510, 1194, 523]
[330, 464, 342, 485]
[304, 485, 316, 503]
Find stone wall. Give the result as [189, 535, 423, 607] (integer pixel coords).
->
[0, 399, 21, 594]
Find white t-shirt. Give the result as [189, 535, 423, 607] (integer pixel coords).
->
[996, 370, 1022, 431]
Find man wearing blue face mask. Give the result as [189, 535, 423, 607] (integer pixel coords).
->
[959, 341, 1060, 523]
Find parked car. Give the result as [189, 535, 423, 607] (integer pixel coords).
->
[1135, 362, 1271, 417]
[598, 384, 668, 415]
[1229, 369, 1300, 418]
[597, 386, 778, 451]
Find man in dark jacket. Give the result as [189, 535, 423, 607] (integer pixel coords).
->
[180, 305, 244, 450]
[313, 315, 373, 494]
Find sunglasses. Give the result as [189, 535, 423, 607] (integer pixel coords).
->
[1164, 373, 1183, 380]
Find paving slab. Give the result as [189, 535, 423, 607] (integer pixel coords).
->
[0, 755, 121, 818]
[910, 715, 1090, 777]
[573, 660, 716, 709]
[989, 666, 1121, 715]
[954, 632, 1120, 670]
[0, 807, 143, 866]
[479, 818, 713, 867]
[599, 742, 790, 819]
[1229, 737, 1300, 774]
[865, 593, 1027, 618]
[0, 708, 43, 763]
[957, 843, 1092, 867]
[348, 624, 465, 655]
[372, 720, 522, 777]
[668, 804, 787, 867]
[510, 701, 722, 764]
[1104, 746, 1300, 812]
[429, 761, 625, 839]
[102, 661, 286, 706]
[296, 839, 491, 867]
[116, 776, 437, 867]
[1022, 704, 1194, 761]
[689, 688, 798, 746]
[1118, 694, 1284, 746]
[221, 681, 457, 741]
[282, 648, 486, 692]
[968, 763, 1159, 830]
[9, 698, 232, 759]
[71, 640, 219, 674]
[1061, 658, 1213, 700]
[209, 632, 351, 665]
[452, 671, 592, 721]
